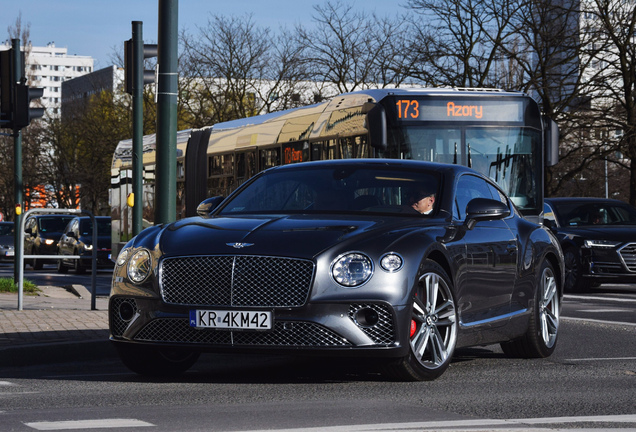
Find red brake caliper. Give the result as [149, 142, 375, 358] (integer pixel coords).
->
[410, 320, 417, 338]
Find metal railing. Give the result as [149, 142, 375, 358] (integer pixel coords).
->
[17, 208, 98, 311]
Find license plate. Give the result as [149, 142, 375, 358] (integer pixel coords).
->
[5, 251, 13, 257]
[189, 309, 272, 330]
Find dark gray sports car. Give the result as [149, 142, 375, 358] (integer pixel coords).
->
[109, 160, 564, 381]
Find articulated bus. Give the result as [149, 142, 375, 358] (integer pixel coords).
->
[111, 87, 559, 256]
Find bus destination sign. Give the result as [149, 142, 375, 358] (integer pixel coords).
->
[394, 98, 525, 123]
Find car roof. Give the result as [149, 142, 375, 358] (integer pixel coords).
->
[545, 197, 629, 206]
[264, 158, 478, 176]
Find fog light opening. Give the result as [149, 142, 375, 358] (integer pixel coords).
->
[355, 307, 379, 327]
[119, 301, 136, 322]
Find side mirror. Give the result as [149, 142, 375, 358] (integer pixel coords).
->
[543, 218, 557, 230]
[196, 196, 225, 217]
[465, 198, 510, 230]
[366, 103, 387, 151]
[66, 231, 76, 239]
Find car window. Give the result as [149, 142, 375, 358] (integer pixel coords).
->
[219, 165, 440, 215]
[78, 219, 112, 236]
[551, 201, 636, 226]
[38, 216, 75, 232]
[0, 224, 13, 236]
[454, 174, 501, 220]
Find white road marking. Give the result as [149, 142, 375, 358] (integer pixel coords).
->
[578, 308, 630, 313]
[245, 415, 636, 432]
[565, 294, 636, 303]
[565, 356, 636, 362]
[24, 419, 154, 430]
[562, 316, 636, 326]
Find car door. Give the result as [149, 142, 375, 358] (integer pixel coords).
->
[453, 174, 518, 328]
[59, 219, 76, 256]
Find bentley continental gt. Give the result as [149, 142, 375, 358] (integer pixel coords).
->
[110, 160, 564, 381]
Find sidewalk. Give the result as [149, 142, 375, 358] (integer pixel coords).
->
[0, 285, 113, 368]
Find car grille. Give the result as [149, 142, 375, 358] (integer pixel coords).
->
[109, 297, 139, 337]
[133, 318, 351, 347]
[618, 243, 636, 272]
[348, 303, 395, 345]
[160, 255, 314, 307]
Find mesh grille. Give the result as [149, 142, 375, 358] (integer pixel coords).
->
[348, 303, 396, 345]
[109, 297, 138, 337]
[619, 243, 636, 271]
[134, 318, 351, 347]
[160, 255, 314, 307]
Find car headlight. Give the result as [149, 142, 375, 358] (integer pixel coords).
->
[127, 249, 152, 283]
[45, 239, 55, 245]
[116, 249, 130, 267]
[380, 252, 404, 272]
[83, 244, 93, 252]
[331, 252, 373, 287]
[584, 239, 621, 248]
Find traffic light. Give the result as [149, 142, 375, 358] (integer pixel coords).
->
[14, 82, 44, 129]
[124, 38, 158, 95]
[1, 49, 15, 129]
[0, 46, 44, 130]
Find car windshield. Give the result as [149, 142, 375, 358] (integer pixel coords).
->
[79, 219, 111, 236]
[0, 224, 13, 236]
[218, 165, 440, 216]
[552, 201, 636, 226]
[38, 216, 75, 232]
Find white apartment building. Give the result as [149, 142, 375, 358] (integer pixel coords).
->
[0, 41, 93, 117]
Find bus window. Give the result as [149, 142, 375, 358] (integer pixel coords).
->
[260, 148, 280, 170]
[236, 151, 257, 186]
[311, 142, 323, 161]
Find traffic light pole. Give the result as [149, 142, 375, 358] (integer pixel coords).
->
[12, 39, 23, 286]
[155, 0, 178, 225]
[132, 21, 144, 236]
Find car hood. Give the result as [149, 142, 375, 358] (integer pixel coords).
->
[0, 235, 14, 246]
[556, 225, 636, 242]
[157, 214, 415, 259]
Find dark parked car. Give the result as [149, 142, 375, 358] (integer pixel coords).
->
[110, 160, 564, 381]
[24, 214, 75, 269]
[544, 197, 636, 292]
[0, 221, 14, 262]
[57, 216, 114, 274]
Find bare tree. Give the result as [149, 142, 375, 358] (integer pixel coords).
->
[180, 13, 309, 125]
[580, 0, 636, 204]
[295, 1, 410, 92]
[405, 0, 527, 88]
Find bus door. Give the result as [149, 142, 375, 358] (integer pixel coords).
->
[236, 149, 257, 187]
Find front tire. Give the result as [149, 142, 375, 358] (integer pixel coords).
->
[563, 248, 591, 293]
[385, 260, 458, 381]
[114, 343, 200, 377]
[56, 254, 68, 274]
[32, 248, 43, 270]
[501, 259, 560, 358]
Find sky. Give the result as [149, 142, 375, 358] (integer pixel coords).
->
[2, 0, 406, 70]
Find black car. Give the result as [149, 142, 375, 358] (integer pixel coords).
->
[56, 216, 114, 274]
[24, 214, 75, 269]
[0, 221, 14, 262]
[544, 197, 636, 292]
[110, 160, 564, 381]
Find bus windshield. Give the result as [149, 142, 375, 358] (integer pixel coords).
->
[385, 125, 541, 215]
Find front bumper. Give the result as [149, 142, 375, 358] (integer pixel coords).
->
[582, 243, 636, 283]
[109, 296, 408, 357]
